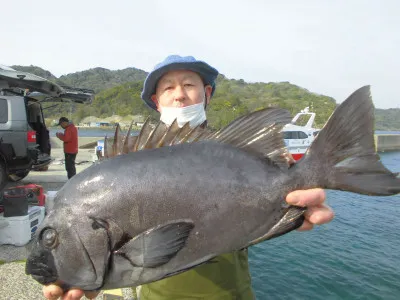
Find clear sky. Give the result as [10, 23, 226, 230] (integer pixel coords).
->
[2, 0, 399, 109]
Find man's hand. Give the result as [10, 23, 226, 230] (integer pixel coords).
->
[42, 285, 99, 300]
[286, 188, 334, 231]
[284, 153, 334, 231]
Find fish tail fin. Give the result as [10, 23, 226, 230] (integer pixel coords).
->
[298, 85, 400, 196]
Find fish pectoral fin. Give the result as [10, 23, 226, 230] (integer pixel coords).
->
[248, 206, 306, 246]
[115, 219, 194, 268]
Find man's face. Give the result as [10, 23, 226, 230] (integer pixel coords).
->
[151, 70, 212, 111]
[60, 122, 67, 129]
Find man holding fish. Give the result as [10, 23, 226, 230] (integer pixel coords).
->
[42, 55, 334, 300]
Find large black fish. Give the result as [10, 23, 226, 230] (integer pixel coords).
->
[26, 86, 399, 291]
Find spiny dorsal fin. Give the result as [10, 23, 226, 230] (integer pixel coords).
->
[112, 123, 123, 156]
[157, 119, 182, 147]
[143, 121, 168, 149]
[210, 108, 292, 168]
[123, 121, 134, 154]
[179, 125, 207, 144]
[103, 135, 110, 159]
[98, 108, 292, 168]
[97, 118, 205, 160]
[170, 122, 192, 145]
[134, 117, 153, 151]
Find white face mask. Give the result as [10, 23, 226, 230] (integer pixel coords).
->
[160, 103, 206, 128]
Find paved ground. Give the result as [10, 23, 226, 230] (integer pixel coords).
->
[0, 147, 136, 299]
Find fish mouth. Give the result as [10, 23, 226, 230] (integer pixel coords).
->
[26, 261, 58, 285]
[26, 250, 58, 285]
[30, 273, 58, 285]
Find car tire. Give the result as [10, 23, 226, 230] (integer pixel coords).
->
[8, 170, 30, 182]
[0, 161, 7, 190]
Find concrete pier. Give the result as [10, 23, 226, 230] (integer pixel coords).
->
[50, 136, 106, 149]
[375, 134, 400, 152]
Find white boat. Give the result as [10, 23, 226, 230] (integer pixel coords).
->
[282, 107, 320, 161]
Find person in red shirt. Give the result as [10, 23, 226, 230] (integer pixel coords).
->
[56, 117, 78, 179]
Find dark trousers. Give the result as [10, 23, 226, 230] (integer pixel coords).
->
[65, 153, 77, 179]
[31, 121, 51, 155]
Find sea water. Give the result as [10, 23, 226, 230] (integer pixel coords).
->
[249, 151, 400, 299]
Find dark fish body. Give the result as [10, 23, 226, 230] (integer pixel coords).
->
[26, 86, 400, 291]
[41, 142, 294, 289]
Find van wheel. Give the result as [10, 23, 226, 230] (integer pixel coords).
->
[8, 170, 30, 182]
[0, 161, 7, 190]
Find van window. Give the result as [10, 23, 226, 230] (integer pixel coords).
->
[283, 131, 308, 139]
[0, 99, 8, 123]
[298, 131, 308, 139]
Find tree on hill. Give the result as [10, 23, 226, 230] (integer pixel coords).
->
[375, 108, 400, 131]
[11, 64, 400, 130]
[11, 65, 58, 80]
[208, 77, 337, 129]
[58, 67, 148, 92]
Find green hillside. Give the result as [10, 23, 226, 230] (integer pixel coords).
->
[11, 65, 58, 80]
[375, 108, 400, 131]
[10, 65, 400, 130]
[59, 67, 147, 93]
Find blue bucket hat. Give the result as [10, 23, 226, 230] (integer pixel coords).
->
[141, 55, 219, 110]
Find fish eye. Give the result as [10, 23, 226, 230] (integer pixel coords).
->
[41, 228, 59, 249]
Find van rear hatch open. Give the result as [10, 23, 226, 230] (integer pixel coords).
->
[0, 66, 94, 104]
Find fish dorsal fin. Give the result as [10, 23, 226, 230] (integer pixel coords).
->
[97, 118, 207, 160]
[157, 119, 184, 147]
[122, 121, 134, 154]
[112, 123, 123, 156]
[103, 124, 125, 158]
[133, 117, 153, 151]
[103, 135, 111, 158]
[144, 121, 169, 149]
[99, 108, 291, 168]
[169, 122, 191, 145]
[209, 108, 292, 168]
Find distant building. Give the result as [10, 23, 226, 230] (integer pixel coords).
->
[89, 121, 112, 127]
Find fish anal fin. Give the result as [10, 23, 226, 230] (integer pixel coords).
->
[115, 220, 194, 268]
[248, 206, 306, 245]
